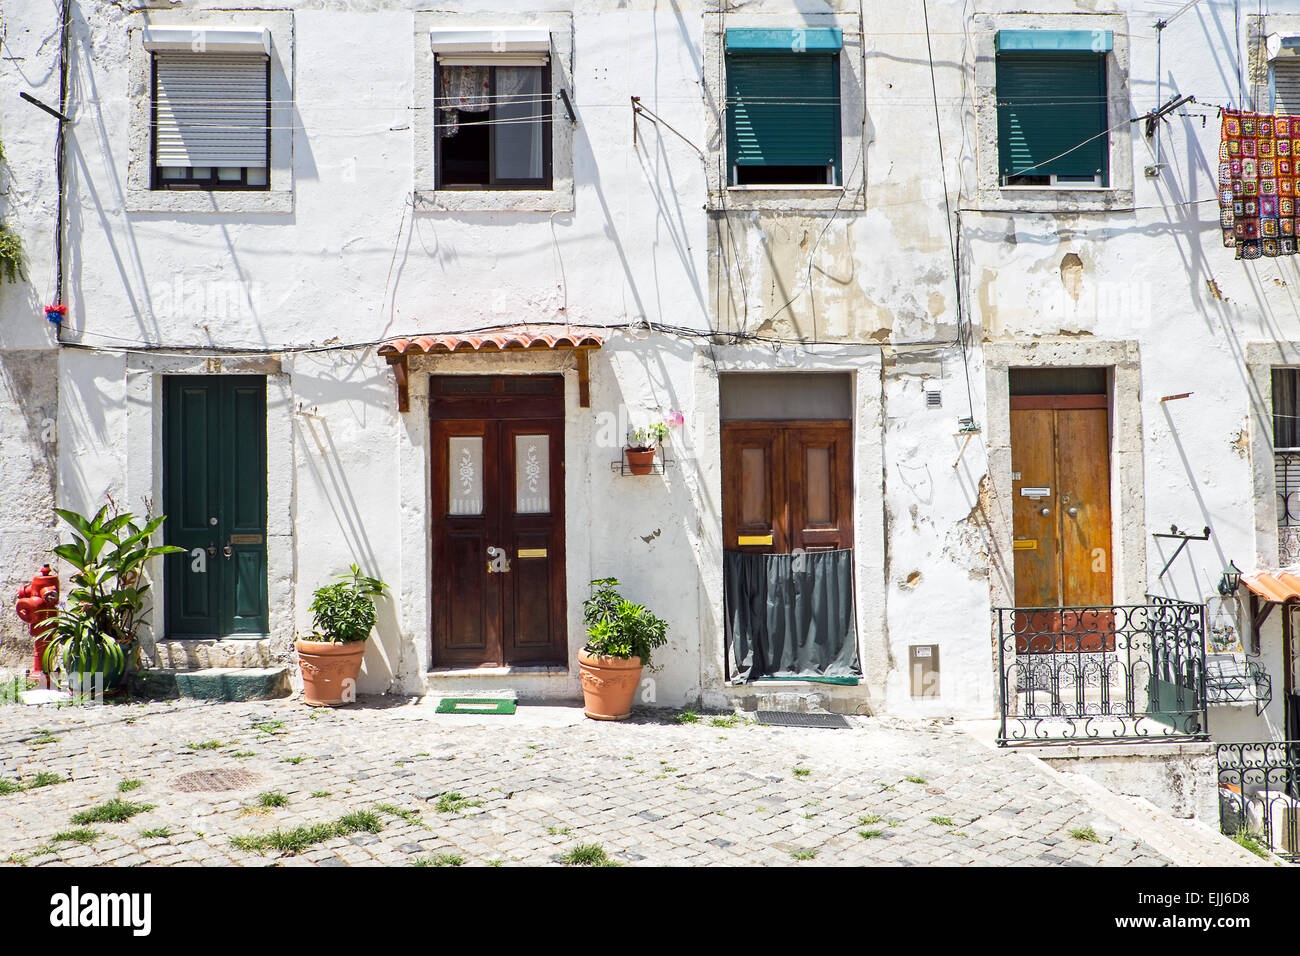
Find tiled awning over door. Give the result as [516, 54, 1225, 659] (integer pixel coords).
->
[377, 326, 604, 411]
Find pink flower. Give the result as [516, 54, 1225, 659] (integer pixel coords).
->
[665, 410, 685, 429]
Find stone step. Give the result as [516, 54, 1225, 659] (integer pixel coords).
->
[150, 639, 276, 670]
[134, 666, 291, 702]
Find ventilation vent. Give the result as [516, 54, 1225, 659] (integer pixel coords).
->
[925, 390, 942, 408]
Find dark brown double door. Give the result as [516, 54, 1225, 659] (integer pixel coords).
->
[431, 375, 565, 667]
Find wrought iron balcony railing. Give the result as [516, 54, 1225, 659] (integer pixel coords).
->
[996, 596, 1208, 746]
[1217, 741, 1300, 862]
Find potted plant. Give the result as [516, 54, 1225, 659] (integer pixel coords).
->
[624, 421, 669, 476]
[42, 502, 182, 697]
[297, 564, 388, 707]
[578, 577, 669, 720]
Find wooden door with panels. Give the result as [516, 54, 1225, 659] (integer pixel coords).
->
[430, 376, 566, 668]
[163, 375, 269, 639]
[1010, 372, 1114, 652]
[722, 422, 854, 555]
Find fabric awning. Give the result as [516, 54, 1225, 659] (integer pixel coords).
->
[377, 326, 604, 411]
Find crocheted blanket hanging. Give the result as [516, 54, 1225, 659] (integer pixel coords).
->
[1220, 110, 1300, 260]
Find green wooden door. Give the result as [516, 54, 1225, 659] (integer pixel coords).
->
[163, 376, 268, 638]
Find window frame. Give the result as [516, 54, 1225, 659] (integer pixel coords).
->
[148, 52, 272, 193]
[433, 60, 554, 192]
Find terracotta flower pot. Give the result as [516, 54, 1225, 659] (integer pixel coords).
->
[624, 447, 657, 476]
[296, 638, 366, 707]
[578, 650, 643, 720]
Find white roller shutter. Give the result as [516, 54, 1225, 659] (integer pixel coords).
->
[1275, 58, 1300, 115]
[154, 53, 268, 168]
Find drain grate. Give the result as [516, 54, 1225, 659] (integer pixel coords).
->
[172, 768, 259, 793]
[755, 710, 852, 730]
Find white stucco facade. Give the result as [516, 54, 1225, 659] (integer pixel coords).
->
[0, 0, 1295, 737]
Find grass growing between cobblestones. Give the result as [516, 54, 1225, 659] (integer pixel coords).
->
[186, 740, 227, 751]
[674, 710, 699, 724]
[141, 827, 172, 840]
[2, 770, 66, 797]
[375, 802, 429, 828]
[230, 809, 384, 856]
[791, 849, 817, 860]
[792, 767, 811, 778]
[52, 828, 99, 844]
[72, 798, 155, 825]
[413, 853, 464, 867]
[117, 779, 143, 793]
[858, 829, 884, 839]
[252, 720, 285, 735]
[256, 791, 288, 808]
[929, 816, 956, 827]
[905, 776, 927, 784]
[560, 843, 617, 867]
[1069, 826, 1101, 843]
[433, 792, 480, 814]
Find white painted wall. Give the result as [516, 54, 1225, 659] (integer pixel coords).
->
[0, 0, 1293, 730]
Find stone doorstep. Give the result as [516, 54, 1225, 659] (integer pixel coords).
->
[133, 665, 291, 702]
[1029, 741, 1216, 761]
[149, 638, 277, 670]
[722, 684, 876, 716]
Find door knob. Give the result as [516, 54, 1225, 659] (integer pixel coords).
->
[206, 544, 216, 558]
[223, 541, 234, 559]
[1067, 506, 1079, 517]
[486, 546, 510, 573]
[1039, 507, 1050, 516]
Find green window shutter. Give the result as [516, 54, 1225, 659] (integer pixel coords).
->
[726, 52, 841, 180]
[996, 52, 1107, 181]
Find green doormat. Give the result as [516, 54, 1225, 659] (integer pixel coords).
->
[435, 697, 517, 715]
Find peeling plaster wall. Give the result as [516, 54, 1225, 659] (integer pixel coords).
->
[2, 0, 1294, 728]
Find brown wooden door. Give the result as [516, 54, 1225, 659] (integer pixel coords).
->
[1010, 395, 1113, 651]
[431, 377, 566, 667]
[722, 421, 853, 554]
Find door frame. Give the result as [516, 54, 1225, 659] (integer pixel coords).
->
[984, 343, 1146, 612]
[121, 356, 293, 649]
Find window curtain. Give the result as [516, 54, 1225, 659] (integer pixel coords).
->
[724, 549, 860, 682]
[438, 65, 489, 139]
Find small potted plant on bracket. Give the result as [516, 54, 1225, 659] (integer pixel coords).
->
[578, 577, 669, 720]
[624, 420, 669, 476]
[297, 564, 388, 707]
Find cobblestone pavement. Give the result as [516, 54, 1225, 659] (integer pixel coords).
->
[0, 695, 1253, 867]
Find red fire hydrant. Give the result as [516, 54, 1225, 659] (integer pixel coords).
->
[14, 565, 59, 689]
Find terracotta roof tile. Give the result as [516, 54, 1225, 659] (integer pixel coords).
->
[378, 325, 603, 357]
[1240, 571, 1300, 603]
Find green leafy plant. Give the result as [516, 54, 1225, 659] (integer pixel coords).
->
[0, 220, 25, 284]
[581, 578, 669, 667]
[308, 564, 388, 643]
[42, 503, 182, 687]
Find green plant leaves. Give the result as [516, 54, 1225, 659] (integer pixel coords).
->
[581, 578, 669, 667]
[309, 566, 388, 643]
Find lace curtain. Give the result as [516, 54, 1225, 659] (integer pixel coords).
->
[438, 65, 539, 139]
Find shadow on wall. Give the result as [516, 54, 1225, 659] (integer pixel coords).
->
[0, 350, 59, 665]
[292, 351, 403, 690]
[596, 335, 710, 703]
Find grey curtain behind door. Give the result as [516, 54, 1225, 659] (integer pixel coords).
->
[724, 549, 861, 682]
